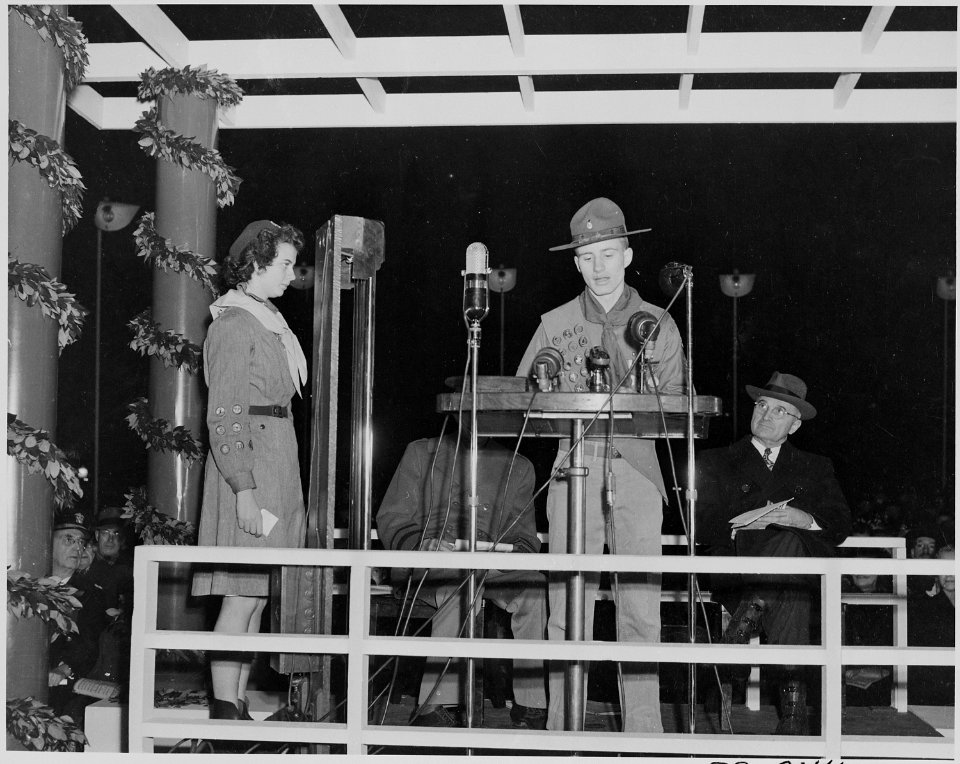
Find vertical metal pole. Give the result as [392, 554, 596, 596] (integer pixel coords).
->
[499, 289, 506, 376]
[943, 297, 949, 489]
[731, 294, 738, 441]
[349, 276, 376, 550]
[684, 268, 697, 734]
[465, 323, 482, 735]
[565, 419, 587, 731]
[94, 227, 102, 516]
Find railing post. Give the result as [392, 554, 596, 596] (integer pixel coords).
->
[822, 559, 843, 757]
[346, 556, 370, 755]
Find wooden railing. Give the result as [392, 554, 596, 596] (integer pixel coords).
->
[129, 544, 954, 757]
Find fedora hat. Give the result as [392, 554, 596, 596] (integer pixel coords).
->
[228, 219, 281, 259]
[96, 505, 127, 531]
[549, 197, 651, 252]
[746, 372, 817, 421]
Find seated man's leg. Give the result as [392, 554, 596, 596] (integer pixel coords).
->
[484, 570, 548, 725]
[609, 464, 663, 734]
[416, 580, 469, 724]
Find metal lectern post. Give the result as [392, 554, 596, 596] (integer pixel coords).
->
[564, 418, 588, 731]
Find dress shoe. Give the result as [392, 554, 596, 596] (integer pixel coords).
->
[775, 679, 809, 735]
[723, 599, 764, 644]
[236, 697, 253, 721]
[411, 704, 458, 727]
[210, 698, 242, 720]
[510, 703, 547, 730]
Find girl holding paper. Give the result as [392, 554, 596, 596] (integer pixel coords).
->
[191, 220, 308, 720]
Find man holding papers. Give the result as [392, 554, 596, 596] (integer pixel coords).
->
[696, 372, 851, 734]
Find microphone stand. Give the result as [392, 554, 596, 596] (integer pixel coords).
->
[680, 265, 698, 734]
[464, 320, 482, 737]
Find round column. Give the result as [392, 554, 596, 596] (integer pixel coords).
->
[148, 93, 217, 632]
[6, 7, 68, 706]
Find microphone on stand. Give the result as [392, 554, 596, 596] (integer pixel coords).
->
[658, 261, 690, 297]
[532, 347, 564, 392]
[463, 242, 490, 324]
[627, 310, 661, 394]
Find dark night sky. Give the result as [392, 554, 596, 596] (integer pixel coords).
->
[56, 108, 956, 524]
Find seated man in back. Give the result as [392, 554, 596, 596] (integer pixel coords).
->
[696, 372, 851, 735]
[376, 435, 547, 729]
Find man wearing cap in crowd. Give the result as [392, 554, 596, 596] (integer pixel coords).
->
[516, 197, 687, 733]
[86, 506, 134, 609]
[48, 510, 97, 718]
[696, 372, 851, 735]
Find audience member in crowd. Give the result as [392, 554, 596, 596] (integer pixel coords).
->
[906, 525, 940, 596]
[907, 546, 956, 706]
[841, 557, 893, 707]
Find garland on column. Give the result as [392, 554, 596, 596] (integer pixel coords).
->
[7, 415, 83, 510]
[9, 120, 86, 235]
[9, 5, 89, 92]
[6, 698, 88, 752]
[133, 212, 219, 294]
[6, 570, 81, 640]
[124, 398, 204, 465]
[121, 486, 197, 545]
[128, 309, 202, 374]
[8, 256, 89, 352]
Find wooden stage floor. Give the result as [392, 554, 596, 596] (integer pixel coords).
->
[368, 696, 946, 755]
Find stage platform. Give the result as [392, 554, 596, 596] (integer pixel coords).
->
[370, 696, 949, 755]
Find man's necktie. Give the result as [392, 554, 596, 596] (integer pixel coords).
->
[763, 448, 774, 470]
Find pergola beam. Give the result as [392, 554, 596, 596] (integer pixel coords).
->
[863, 6, 896, 54]
[110, 4, 188, 68]
[687, 5, 705, 55]
[76, 88, 957, 130]
[503, 4, 525, 57]
[313, 3, 356, 59]
[82, 31, 957, 82]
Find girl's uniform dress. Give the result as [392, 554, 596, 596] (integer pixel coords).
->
[192, 289, 308, 597]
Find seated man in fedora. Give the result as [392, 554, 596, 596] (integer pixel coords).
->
[696, 372, 851, 734]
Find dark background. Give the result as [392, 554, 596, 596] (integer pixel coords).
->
[53, 5, 956, 530]
[56, 118, 956, 527]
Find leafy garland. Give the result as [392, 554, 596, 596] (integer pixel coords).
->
[155, 688, 209, 709]
[9, 120, 86, 235]
[125, 398, 205, 466]
[128, 309, 202, 375]
[10, 5, 89, 93]
[6, 570, 81, 641]
[139, 65, 244, 108]
[7, 415, 83, 510]
[134, 108, 241, 207]
[8, 256, 89, 352]
[121, 486, 198, 546]
[6, 697, 88, 752]
[133, 212, 219, 294]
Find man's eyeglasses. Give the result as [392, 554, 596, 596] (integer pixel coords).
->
[57, 533, 87, 549]
[754, 400, 801, 421]
[98, 529, 122, 539]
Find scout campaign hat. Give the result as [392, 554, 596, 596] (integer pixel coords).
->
[549, 197, 651, 251]
[746, 372, 817, 421]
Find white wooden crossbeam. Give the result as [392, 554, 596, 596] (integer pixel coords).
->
[686, 5, 705, 55]
[313, 3, 356, 59]
[74, 88, 957, 130]
[82, 31, 957, 81]
[863, 5, 896, 54]
[834, 72, 862, 108]
[110, 4, 188, 68]
[503, 4, 525, 57]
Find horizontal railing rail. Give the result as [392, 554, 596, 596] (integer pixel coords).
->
[130, 545, 955, 759]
